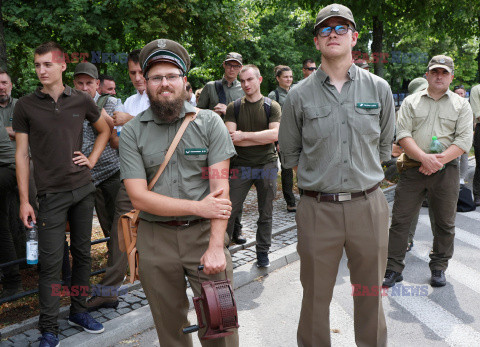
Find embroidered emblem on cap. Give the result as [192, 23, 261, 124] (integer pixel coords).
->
[439, 59, 445, 63]
[157, 39, 167, 49]
[331, 6, 339, 12]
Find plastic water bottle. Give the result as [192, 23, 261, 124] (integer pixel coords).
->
[430, 136, 443, 153]
[26, 222, 38, 265]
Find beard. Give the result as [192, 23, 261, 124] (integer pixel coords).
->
[0, 94, 9, 103]
[147, 87, 186, 123]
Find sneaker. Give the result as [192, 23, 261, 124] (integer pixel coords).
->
[68, 312, 105, 333]
[257, 252, 270, 268]
[86, 295, 119, 311]
[431, 269, 446, 287]
[39, 332, 60, 347]
[382, 269, 403, 288]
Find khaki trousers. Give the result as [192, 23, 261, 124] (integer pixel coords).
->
[296, 188, 389, 347]
[387, 165, 459, 273]
[137, 219, 239, 347]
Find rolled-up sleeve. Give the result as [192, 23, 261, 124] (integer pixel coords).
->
[378, 82, 395, 162]
[278, 93, 302, 169]
[452, 100, 473, 153]
[119, 122, 146, 180]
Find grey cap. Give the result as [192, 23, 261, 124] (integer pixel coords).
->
[74, 62, 98, 79]
[224, 52, 243, 65]
[408, 77, 428, 94]
[427, 55, 454, 74]
[139, 39, 191, 75]
[314, 4, 356, 33]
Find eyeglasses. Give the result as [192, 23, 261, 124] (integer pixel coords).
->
[318, 25, 354, 37]
[303, 67, 317, 71]
[146, 74, 183, 85]
[225, 63, 242, 70]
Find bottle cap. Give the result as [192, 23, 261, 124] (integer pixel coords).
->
[432, 136, 437, 141]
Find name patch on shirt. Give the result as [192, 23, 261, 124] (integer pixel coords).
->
[356, 103, 379, 109]
[185, 148, 208, 155]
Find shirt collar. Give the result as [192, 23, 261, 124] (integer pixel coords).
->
[94, 92, 100, 102]
[316, 63, 357, 85]
[222, 76, 239, 87]
[140, 100, 196, 124]
[277, 86, 289, 94]
[421, 88, 451, 100]
[34, 84, 72, 99]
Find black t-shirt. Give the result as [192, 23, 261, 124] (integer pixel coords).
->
[13, 85, 100, 194]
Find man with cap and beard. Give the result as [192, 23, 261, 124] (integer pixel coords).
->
[278, 4, 395, 346]
[383, 55, 473, 288]
[119, 39, 239, 346]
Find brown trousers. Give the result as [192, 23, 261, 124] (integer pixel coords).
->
[137, 219, 239, 347]
[387, 165, 459, 273]
[296, 188, 389, 347]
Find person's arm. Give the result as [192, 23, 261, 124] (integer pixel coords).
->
[228, 122, 279, 146]
[278, 93, 302, 169]
[72, 116, 110, 169]
[196, 84, 211, 109]
[15, 132, 35, 227]
[378, 81, 395, 162]
[200, 159, 230, 275]
[112, 111, 134, 126]
[102, 108, 114, 132]
[398, 137, 443, 175]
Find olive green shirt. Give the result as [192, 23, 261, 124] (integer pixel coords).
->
[119, 101, 236, 222]
[225, 96, 281, 167]
[267, 87, 289, 108]
[396, 89, 473, 154]
[197, 77, 244, 110]
[0, 119, 15, 167]
[470, 84, 480, 120]
[0, 97, 18, 127]
[278, 64, 395, 193]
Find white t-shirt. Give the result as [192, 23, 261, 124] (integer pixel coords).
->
[117, 90, 150, 133]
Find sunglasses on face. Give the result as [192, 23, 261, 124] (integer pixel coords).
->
[304, 67, 317, 71]
[318, 25, 354, 37]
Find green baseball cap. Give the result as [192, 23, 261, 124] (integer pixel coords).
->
[314, 4, 356, 33]
[224, 52, 243, 65]
[74, 62, 98, 79]
[408, 77, 428, 94]
[139, 39, 191, 75]
[427, 55, 454, 74]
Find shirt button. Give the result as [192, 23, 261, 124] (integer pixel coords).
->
[344, 179, 348, 182]
[343, 140, 347, 144]
[342, 121, 345, 124]
[173, 180, 177, 183]
[344, 160, 347, 163]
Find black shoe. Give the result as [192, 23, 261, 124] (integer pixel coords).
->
[475, 196, 480, 207]
[382, 269, 403, 287]
[256, 252, 270, 268]
[232, 236, 247, 245]
[422, 199, 429, 207]
[406, 241, 414, 252]
[431, 269, 446, 287]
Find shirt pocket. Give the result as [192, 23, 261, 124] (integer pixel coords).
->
[142, 152, 165, 173]
[438, 110, 457, 135]
[302, 105, 333, 141]
[354, 104, 381, 135]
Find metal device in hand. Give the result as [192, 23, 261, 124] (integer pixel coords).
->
[183, 265, 239, 339]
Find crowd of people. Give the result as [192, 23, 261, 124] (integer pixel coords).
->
[1, 2, 480, 347]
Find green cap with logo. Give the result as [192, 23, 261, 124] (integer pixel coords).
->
[427, 55, 454, 74]
[314, 3, 356, 33]
[408, 77, 428, 94]
[224, 52, 243, 65]
[74, 62, 98, 79]
[139, 39, 191, 75]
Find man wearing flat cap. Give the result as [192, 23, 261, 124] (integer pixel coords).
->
[119, 39, 239, 346]
[278, 4, 395, 346]
[384, 55, 473, 289]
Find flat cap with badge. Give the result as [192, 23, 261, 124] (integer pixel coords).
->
[139, 39, 191, 75]
[427, 55, 454, 73]
[314, 3, 356, 32]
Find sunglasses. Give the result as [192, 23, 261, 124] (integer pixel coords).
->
[318, 25, 354, 37]
[304, 67, 317, 71]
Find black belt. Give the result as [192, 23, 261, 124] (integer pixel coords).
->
[304, 183, 380, 202]
[156, 218, 207, 227]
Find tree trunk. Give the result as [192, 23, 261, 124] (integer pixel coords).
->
[0, 0, 7, 70]
[371, 15, 384, 78]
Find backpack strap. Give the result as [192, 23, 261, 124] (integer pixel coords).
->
[274, 89, 279, 102]
[96, 94, 110, 113]
[215, 80, 227, 105]
[263, 97, 272, 124]
[233, 97, 242, 124]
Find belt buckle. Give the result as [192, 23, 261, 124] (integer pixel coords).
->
[336, 192, 351, 202]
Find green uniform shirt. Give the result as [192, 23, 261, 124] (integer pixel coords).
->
[278, 64, 395, 193]
[197, 77, 244, 110]
[0, 119, 15, 167]
[470, 84, 480, 120]
[0, 97, 18, 127]
[119, 101, 236, 222]
[224, 96, 281, 167]
[267, 87, 289, 108]
[397, 89, 473, 154]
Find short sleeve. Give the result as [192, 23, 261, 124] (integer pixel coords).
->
[269, 100, 281, 123]
[12, 99, 29, 134]
[119, 122, 147, 180]
[224, 101, 236, 123]
[84, 94, 101, 124]
[205, 111, 236, 166]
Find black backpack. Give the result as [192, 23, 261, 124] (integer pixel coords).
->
[457, 185, 476, 212]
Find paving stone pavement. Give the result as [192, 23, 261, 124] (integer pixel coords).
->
[1, 183, 399, 345]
